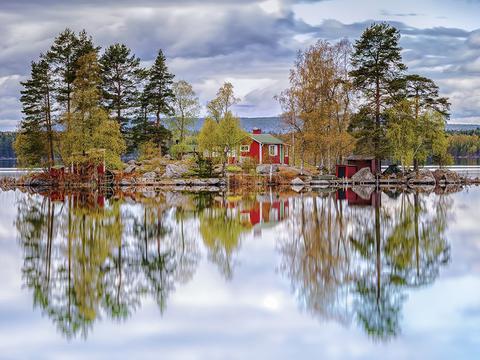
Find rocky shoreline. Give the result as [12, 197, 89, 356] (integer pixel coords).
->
[0, 158, 478, 193]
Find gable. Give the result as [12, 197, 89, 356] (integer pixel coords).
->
[250, 133, 284, 145]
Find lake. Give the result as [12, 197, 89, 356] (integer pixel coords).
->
[1, 187, 480, 359]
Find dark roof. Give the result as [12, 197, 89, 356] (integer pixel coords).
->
[346, 155, 375, 161]
[250, 133, 284, 145]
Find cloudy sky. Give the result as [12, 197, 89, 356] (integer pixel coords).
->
[0, 0, 479, 130]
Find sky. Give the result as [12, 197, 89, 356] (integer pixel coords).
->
[0, 0, 479, 130]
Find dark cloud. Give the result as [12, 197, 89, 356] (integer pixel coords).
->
[0, 1, 478, 130]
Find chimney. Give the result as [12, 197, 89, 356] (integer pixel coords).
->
[252, 127, 262, 134]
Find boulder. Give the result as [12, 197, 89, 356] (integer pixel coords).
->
[291, 177, 305, 186]
[119, 178, 133, 186]
[124, 164, 137, 174]
[432, 169, 461, 184]
[182, 154, 194, 161]
[127, 159, 136, 165]
[408, 169, 435, 184]
[256, 164, 279, 174]
[163, 163, 189, 178]
[213, 164, 223, 176]
[141, 171, 157, 183]
[291, 185, 305, 193]
[352, 185, 375, 200]
[351, 167, 375, 183]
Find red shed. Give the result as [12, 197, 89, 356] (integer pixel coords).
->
[335, 155, 379, 178]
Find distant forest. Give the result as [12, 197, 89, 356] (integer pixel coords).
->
[0, 132, 16, 159]
[1, 120, 480, 163]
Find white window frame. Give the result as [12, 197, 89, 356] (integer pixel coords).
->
[240, 145, 250, 152]
[269, 145, 278, 156]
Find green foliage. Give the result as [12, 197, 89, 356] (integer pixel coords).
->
[144, 50, 175, 125]
[100, 43, 143, 132]
[206, 82, 239, 122]
[190, 152, 214, 178]
[47, 28, 98, 114]
[198, 111, 248, 175]
[385, 100, 416, 168]
[138, 141, 161, 161]
[17, 59, 55, 165]
[350, 23, 407, 161]
[61, 52, 125, 169]
[169, 80, 200, 142]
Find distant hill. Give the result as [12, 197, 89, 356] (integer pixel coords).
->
[194, 117, 286, 133]
[196, 117, 480, 133]
[445, 123, 480, 132]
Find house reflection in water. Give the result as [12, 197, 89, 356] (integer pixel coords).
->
[221, 193, 289, 236]
[336, 188, 381, 207]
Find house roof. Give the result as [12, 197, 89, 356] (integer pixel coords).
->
[250, 133, 284, 145]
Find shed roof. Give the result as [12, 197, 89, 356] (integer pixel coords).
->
[250, 133, 284, 145]
[346, 155, 375, 161]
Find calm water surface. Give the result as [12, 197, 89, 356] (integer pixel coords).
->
[1, 187, 480, 359]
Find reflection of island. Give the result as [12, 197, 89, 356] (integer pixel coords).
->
[15, 188, 453, 341]
[16, 190, 201, 339]
[279, 189, 452, 341]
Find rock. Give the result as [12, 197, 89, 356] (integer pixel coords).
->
[352, 185, 375, 200]
[127, 159, 136, 165]
[163, 163, 189, 178]
[141, 171, 157, 183]
[164, 154, 172, 160]
[124, 164, 137, 174]
[213, 164, 223, 176]
[182, 154, 194, 161]
[291, 177, 305, 186]
[119, 178, 133, 186]
[351, 167, 375, 183]
[256, 164, 279, 174]
[408, 169, 435, 184]
[432, 169, 461, 184]
[291, 185, 305, 193]
[153, 167, 163, 174]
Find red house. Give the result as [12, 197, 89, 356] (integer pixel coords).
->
[231, 128, 290, 165]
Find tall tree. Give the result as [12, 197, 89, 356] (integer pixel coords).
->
[47, 29, 98, 117]
[207, 82, 240, 123]
[15, 59, 55, 166]
[61, 52, 125, 169]
[169, 80, 200, 143]
[278, 39, 354, 172]
[350, 23, 407, 167]
[144, 50, 175, 126]
[400, 74, 450, 169]
[100, 43, 142, 132]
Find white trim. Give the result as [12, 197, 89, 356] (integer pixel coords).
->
[269, 145, 278, 156]
[240, 145, 250, 152]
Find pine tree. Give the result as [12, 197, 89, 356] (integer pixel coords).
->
[100, 43, 142, 132]
[16, 59, 55, 166]
[350, 23, 406, 165]
[144, 50, 175, 126]
[47, 28, 98, 116]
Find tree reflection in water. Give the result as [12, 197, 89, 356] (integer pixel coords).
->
[278, 188, 452, 341]
[15, 188, 453, 340]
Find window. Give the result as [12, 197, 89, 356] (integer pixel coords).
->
[240, 145, 250, 152]
[269, 145, 278, 156]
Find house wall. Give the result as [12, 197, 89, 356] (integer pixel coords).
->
[232, 140, 289, 165]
